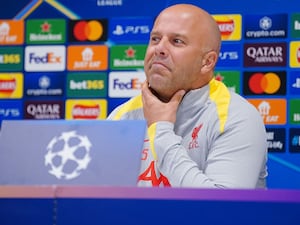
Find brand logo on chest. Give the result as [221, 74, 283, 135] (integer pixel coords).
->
[188, 123, 203, 150]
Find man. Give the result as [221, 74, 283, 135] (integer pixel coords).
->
[107, 4, 268, 188]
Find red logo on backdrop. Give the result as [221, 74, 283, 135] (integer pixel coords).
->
[297, 47, 300, 63]
[0, 78, 16, 94]
[72, 104, 100, 119]
[217, 19, 234, 37]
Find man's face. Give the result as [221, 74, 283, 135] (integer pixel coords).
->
[144, 10, 205, 100]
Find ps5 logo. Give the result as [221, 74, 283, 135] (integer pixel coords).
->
[0, 108, 20, 117]
[219, 51, 239, 60]
[113, 25, 150, 35]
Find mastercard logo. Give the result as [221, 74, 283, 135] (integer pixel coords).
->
[248, 72, 281, 94]
[69, 19, 108, 42]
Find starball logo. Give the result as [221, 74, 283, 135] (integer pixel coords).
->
[244, 43, 286, 67]
[243, 71, 286, 95]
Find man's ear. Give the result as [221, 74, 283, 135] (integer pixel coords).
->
[201, 51, 218, 72]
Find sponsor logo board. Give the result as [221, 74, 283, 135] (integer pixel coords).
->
[109, 71, 146, 97]
[65, 99, 107, 119]
[109, 17, 152, 43]
[213, 14, 242, 41]
[26, 19, 66, 44]
[214, 71, 240, 93]
[69, 19, 108, 42]
[266, 128, 285, 152]
[247, 98, 286, 125]
[0, 73, 23, 98]
[24, 100, 64, 119]
[289, 99, 300, 125]
[0, 20, 24, 45]
[244, 42, 286, 67]
[67, 45, 108, 71]
[110, 45, 146, 70]
[244, 14, 287, 39]
[25, 45, 66, 71]
[243, 71, 286, 95]
[67, 72, 107, 97]
[289, 41, 300, 68]
[0, 47, 23, 71]
[24, 72, 64, 97]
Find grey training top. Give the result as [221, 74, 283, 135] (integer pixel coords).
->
[107, 78, 268, 189]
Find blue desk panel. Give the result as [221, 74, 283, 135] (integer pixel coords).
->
[1, 186, 300, 225]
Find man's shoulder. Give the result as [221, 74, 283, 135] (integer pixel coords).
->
[108, 95, 143, 120]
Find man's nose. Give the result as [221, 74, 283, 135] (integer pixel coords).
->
[154, 38, 168, 56]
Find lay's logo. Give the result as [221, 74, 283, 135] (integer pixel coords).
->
[0, 73, 23, 98]
[213, 14, 242, 41]
[290, 41, 300, 67]
[65, 99, 107, 120]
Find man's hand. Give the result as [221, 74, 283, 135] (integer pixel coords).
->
[141, 81, 186, 127]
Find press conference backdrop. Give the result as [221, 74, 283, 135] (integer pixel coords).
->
[0, 0, 299, 189]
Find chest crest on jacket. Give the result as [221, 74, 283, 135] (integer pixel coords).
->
[188, 123, 203, 150]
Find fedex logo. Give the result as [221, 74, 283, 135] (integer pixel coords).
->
[113, 78, 141, 90]
[28, 52, 61, 64]
[25, 46, 65, 71]
[109, 71, 146, 97]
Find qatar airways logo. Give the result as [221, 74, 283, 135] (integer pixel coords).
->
[244, 43, 286, 67]
[25, 46, 66, 71]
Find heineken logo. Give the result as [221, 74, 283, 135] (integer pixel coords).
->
[26, 19, 66, 44]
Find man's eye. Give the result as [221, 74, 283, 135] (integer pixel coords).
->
[151, 36, 160, 42]
[173, 39, 184, 44]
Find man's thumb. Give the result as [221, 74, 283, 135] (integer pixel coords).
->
[171, 89, 186, 103]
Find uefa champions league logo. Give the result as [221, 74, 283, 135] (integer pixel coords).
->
[44, 130, 92, 180]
